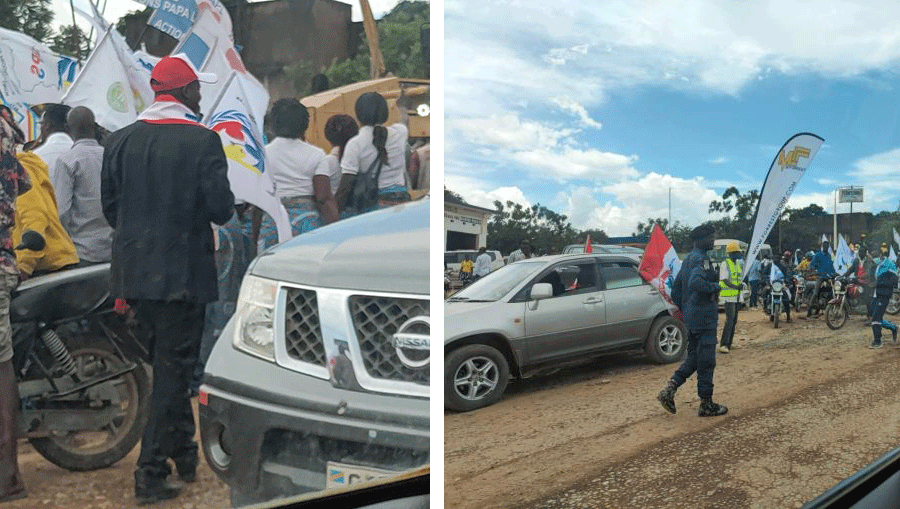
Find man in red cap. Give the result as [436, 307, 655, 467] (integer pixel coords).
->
[101, 54, 233, 505]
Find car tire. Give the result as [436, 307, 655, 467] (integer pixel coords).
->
[445, 344, 510, 412]
[645, 316, 687, 364]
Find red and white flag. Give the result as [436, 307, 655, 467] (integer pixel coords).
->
[584, 235, 592, 253]
[638, 224, 682, 318]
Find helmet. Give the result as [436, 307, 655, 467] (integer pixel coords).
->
[806, 251, 814, 259]
[726, 242, 741, 253]
[783, 250, 791, 258]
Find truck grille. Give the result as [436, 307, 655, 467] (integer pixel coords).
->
[284, 288, 326, 366]
[348, 296, 430, 385]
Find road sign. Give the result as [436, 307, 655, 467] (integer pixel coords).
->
[838, 187, 864, 203]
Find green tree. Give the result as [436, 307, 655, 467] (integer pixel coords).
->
[487, 200, 581, 255]
[0, 0, 54, 42]
[324, 0, 429, 88]
[50, 24, 90, 59]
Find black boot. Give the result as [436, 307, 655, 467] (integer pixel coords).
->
[135, 470, 182, 505]
[0, 361, 25, 503]
[698, 398, 728, 417]
[657, 380, 678, 414]
[173, 452, 198, 483]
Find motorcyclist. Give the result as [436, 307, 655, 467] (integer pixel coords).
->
[769, 253, 792, 322]
[779, 250, 796, 318]
[841, 243, 876, 319]
[807, 241, 837, 318]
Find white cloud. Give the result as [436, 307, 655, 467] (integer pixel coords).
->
[551, 97, 602, 128]
[709, 156, 728, 164]
[558, 173, 724, 235]
[450, 113, 638, 181]
[444, 174, 530, 210]
[846, 148, 900, 211]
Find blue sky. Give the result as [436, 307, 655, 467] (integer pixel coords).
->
[444, 0, 900, 236]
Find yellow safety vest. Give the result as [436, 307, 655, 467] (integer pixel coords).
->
[719, 258, 742, 297]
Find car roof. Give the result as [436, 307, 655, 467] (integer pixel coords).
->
[526, 253, 640, 265]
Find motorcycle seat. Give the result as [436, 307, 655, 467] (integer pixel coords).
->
[12, 264, 112, 323]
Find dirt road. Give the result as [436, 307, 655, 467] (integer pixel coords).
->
[444, 310, 900, 508]
[6, 400, 230, 509]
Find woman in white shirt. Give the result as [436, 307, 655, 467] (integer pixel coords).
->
[315, 114, 359, 197]
[265, 99, 339, 235]
[335, 92, 410, 214]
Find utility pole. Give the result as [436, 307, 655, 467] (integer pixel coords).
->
[833, 188, 838, 249]
[69, 0, 81, 61]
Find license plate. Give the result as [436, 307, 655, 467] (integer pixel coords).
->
[326, 461, 397, 489]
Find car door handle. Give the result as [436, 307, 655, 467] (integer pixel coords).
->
[583, 297, 603, 304]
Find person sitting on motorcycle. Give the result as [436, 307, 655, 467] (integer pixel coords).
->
[869, 257, 899, 349]
[770, 254, 792, 323]
[842, 243, 876, 319]
[13, 150, 79, 279]
[797, 251, 813, 274]
[807, 241, 838, 318]
[780, 251, 797, 314]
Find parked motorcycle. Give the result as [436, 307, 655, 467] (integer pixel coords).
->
[887, 286, 900, 316]
[800, 275, 834, 315]
[793, 275, 804, 312]
[12, 232, 151, 471]
[825, 276, 870, 330]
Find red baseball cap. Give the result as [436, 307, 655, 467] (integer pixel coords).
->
[150, 53, 217, 92]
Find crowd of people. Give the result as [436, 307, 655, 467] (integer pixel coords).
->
[0, 54, 428, 504]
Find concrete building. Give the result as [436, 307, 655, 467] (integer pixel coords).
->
[120, 0, 360, 101]
[445, 201, 495, 251]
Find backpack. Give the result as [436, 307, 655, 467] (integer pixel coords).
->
[347, 155, 384, 214]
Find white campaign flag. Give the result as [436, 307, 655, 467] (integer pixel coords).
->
[61, 27, 138, 131]
[891, 246, 898, 263]
[173, 1, 267, 125]
[0, 28, 79, 105]
[745, 133, 825, 279]
[834, 235, 853, 274]
[893, 227, 900, 251]
[74, 3, 156, 114]
[206, 72, 291, 243]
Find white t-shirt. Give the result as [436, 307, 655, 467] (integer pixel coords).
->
[34, 132, 73, 181]
[341, 124, 408, 190]
[474, 253, 492, 276]
[266, 137, 326, 199]
[315, 147, 342, 196]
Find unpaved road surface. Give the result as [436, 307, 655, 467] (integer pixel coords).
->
[7, 399, 230, 509]
[445, 310, 900, 508]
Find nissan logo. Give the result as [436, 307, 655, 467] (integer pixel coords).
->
[392, 316, 430, 369]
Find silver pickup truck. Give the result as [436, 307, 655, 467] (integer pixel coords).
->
[198, 199, 430, 507]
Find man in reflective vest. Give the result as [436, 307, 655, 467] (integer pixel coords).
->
[718, 242, 743, 354]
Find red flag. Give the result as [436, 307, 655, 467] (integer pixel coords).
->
[638, 224, 683, 320]
[584, 235, 592, 253]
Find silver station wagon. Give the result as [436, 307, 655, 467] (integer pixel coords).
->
[444, 253, 686, 411]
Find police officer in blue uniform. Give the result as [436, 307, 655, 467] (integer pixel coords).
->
[657, 223, 728, 417]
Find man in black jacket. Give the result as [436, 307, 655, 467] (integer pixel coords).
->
[101, 55, 234, 504]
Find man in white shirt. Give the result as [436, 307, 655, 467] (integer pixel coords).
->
[33, 104, 73, 181]
[474, 247, 492, 279]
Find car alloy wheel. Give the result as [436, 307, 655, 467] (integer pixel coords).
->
[454, 356, 499, 401]
[658, 324, 682, 355]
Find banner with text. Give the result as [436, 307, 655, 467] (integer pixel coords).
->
[744, 133, 824, 279]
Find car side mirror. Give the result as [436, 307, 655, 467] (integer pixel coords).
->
[531, 283, 553, 301]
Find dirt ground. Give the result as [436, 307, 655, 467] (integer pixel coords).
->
[7, 399, 230, 509]
[444, 308, 900, 508]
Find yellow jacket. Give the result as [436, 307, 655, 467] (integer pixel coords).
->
[14, 152, 79, 275]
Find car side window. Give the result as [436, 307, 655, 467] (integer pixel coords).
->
[534, 262, 599, 298]
[600, 262, 645, 290]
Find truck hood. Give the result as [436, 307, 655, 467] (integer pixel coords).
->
[250, 199, 429, 295]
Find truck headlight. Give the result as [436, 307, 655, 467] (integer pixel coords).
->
[233, 275, 278, 361]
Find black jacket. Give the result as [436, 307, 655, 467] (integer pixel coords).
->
[101, 121, 234, 303]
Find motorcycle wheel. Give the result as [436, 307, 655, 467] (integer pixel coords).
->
[28, 335, 151, 471]
[825, 302, 848, 330]
[773, 302, 780, 328]
[887, 292, 900, 316]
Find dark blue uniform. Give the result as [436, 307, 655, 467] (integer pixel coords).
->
[670, 247, 720, 399]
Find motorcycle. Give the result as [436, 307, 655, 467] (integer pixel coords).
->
[792, 275, 804, 312]
[825, 276, 870, 330]
[887, 285, 900, 316]
[799, 275, 834, 315]
[12, 232, 151, 471]
[766, 279, 789, 328]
